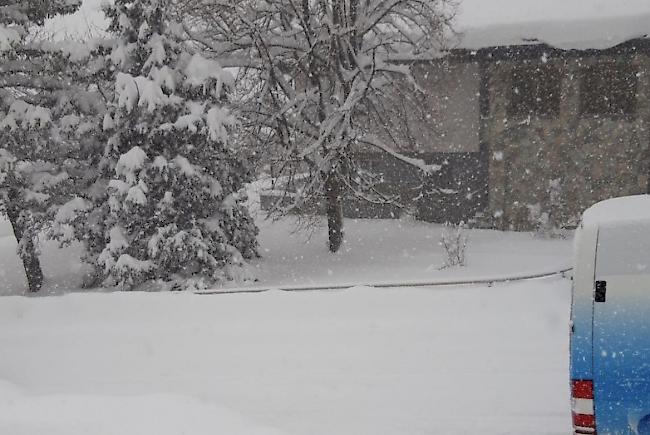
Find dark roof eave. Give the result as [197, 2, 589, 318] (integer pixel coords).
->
[421, 36, 650, 64]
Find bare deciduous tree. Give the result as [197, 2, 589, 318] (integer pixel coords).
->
[178, 0, 456, 252]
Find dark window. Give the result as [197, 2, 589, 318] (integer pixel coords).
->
[580, 63, 637, 117]
[508, 65, 561, 117]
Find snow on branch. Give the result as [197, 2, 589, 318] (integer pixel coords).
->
[0, 25, 20, 51]
[32, 38, 115, 62]
[0, 100, 51, 130]
[176, 0, 456, 237]
[360, 135, 442, 174]
[115, 72, 182, 112]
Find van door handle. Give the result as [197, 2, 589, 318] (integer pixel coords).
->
[595, 280, 607, 303]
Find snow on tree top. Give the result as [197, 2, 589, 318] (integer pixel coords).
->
[206, 107, 234, 144]
[582, 195, 650, 228]
[62, 0, 82, 8]
[171, 155, 196, 177]
[116, 73, 181, 112]
[55, 197, 91, 223]
[36, 38, 114, 62]
[0, 26, 20, 51]
[144, 33, 167, 69]
[456, 13, 650, 51]
[116, 146, 147, 184]
[0, 101, 51, 130]
[184, 53, 233, 90]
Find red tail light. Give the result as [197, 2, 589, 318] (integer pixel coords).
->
[571, 379, 596, 434]
[572, 380, 594, 399]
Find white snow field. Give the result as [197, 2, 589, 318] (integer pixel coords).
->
[0, 279, 572, 434]
[248, 217, 572, 290]
[0, 215, 572, 295]
[0, 206, 574, 433]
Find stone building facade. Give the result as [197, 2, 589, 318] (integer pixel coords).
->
[261, 33, 650, 231]
[407, 38, 650, 230]
[478, 40, 650, 230]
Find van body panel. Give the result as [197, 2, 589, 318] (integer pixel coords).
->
[571, 196, 650, 434]
[593, 274, 650, 433]
[570, 224, 598, 380]
[592, 222, 650, 433]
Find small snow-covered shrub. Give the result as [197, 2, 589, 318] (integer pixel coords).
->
[440, 221, 468, 269]
[526, 203, 551, 234]
[527, 178, 566, 238]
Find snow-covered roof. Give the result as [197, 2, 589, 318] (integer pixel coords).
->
[455, 13, 650, 51]
[581, 195, 650, 227]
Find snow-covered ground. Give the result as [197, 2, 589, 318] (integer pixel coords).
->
[249, 216, 572, 289]
[0, 278, 571, 434]
[0, 215, 572, 295]
[0, 206, 574, 433]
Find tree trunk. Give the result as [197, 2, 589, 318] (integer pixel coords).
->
[6, 188, 43, 292]
[325, 172, 344, 253]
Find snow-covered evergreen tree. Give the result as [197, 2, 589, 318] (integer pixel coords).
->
[0, 0, 92, 292]
[87, 0, 257, 289]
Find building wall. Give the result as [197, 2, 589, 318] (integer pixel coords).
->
[337, 60, 486, 222]
[484, 52, 650, 230]
[411, 61, 481, 153]
[364, 60, 481, 155]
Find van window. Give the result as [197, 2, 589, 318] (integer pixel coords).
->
[596, 222, 650, 276]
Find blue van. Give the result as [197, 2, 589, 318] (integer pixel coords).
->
[571, 195, 650, 435]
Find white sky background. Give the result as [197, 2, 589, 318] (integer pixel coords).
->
[457, 0, 650, 28]
[46, 0, 107, 39]
[46, 0, 650, 39]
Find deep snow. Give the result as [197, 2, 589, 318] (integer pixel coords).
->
[248, 216, 572, 290]
[0, 215, 572, 295]
[0, 279, 572, 434]
[0, 191, 575, 433]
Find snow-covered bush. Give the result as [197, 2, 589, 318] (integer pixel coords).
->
[526, 203, 550, 234]
[440, 222, 468, 269]
[527, 178, 565, 238]
[79, 0, 258, 290]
